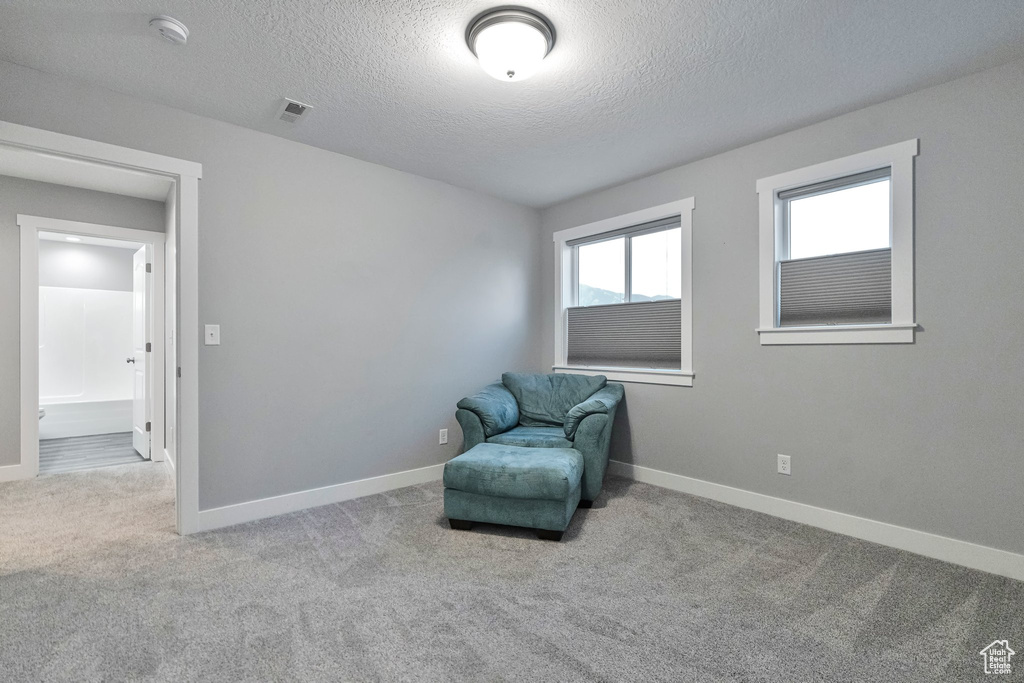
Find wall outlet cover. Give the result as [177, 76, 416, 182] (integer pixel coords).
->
[778, 454, 791, 476]
[439, 428, 448, 445]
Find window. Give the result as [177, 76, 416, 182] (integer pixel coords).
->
[577, 236, 625, 305]
[778, 169, 893, 327]
[553, 199, 694, 386]
[575, 218, 681, 306]
[784, 169, 890, 260]
[756, 140, 918, 344]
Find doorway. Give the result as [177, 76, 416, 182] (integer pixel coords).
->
[22, 217, 166, 476]
[34, 227, 161, 474]
[0, 119, 202, 534]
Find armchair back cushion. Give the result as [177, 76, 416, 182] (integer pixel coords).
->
[501, 372, 607, 427]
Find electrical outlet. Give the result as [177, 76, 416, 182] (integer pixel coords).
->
[777, 454, 791, 476]
[439, 428, 448, 445]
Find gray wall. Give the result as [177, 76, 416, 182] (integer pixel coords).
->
[541, 59, 1024, 555]
[0, 60, 543, 508]
[38, 241, 136, 292]
[0, 175, 164, 467]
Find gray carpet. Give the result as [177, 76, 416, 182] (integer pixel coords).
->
[39, 432, 144, 474]
[0, 463, 1020, 682]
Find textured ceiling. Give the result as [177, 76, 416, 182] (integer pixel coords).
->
[1, 0, 1023, 207]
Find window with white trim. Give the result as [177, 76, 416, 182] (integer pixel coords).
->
[553, 198, 694, 386]
[756, 140, 918, 345]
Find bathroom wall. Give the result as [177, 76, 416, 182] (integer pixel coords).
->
[38, 241, 137, 439]
[0, 175, 163, 464]
[39, 240, 135, 290]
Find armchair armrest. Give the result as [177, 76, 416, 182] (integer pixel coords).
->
[456, 410, 486, 451]
[456, 383, 519, 438]
[563, 383, 624, 439]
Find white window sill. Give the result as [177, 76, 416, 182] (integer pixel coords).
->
[553, 365, 694, 387]
[756, 323, 917, 345]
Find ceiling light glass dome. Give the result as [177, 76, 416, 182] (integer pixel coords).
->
[466, 8, 555, 82]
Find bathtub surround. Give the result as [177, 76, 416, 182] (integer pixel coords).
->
[0, 176, 163, 468]
[540, 59, 1024, 558]
[37, 286, 132, 400]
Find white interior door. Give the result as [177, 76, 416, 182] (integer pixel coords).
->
[132, 246, 151, 458]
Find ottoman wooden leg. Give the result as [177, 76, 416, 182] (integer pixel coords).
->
[536, 529, 564, 542]
[448, 518, 473, 531]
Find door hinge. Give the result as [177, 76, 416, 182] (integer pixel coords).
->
[177, 367, 181, 378]
[146, 421, 151, 432]
[146, 263, 152, 273]
[146, 342, 152, 352]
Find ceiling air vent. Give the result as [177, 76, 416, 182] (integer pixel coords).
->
[276, 98, 313, 124]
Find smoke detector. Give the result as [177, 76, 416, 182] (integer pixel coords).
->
[276, 98, 313, 124]
[149, 16, 189, 45]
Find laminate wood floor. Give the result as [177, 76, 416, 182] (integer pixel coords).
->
[39, 432, 145, 475]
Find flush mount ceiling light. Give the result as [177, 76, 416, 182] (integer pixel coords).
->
[466, 7, 555, 82]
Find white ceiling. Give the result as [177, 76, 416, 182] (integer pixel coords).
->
[1, 0, 1023, 207]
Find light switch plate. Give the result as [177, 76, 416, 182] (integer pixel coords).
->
[204, 324, 220, 346]
[439, 428, 448, 445]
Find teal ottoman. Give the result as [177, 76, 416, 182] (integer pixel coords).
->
[443, 443, 584, 541]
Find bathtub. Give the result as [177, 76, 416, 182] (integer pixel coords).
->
[38, 399, 133, 441]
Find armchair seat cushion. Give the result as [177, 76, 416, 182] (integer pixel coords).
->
[443, 443, 583, 501]
[486, 426, 572, 449]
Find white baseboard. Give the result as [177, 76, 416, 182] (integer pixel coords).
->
[196, 462, 446, 533]
[0, 461, 33, 483]
[608, 460, 1024, 582]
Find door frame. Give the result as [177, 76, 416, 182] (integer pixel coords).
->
[22, 216, 165, 472]
[0, 120, 202, 535]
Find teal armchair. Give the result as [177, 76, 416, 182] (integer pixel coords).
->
[455, 372, 624, 504]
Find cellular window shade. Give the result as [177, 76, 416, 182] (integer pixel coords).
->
[778, 248, 892, 326]
[566, 216, 681, 246]
[777, 167, 890, 201]
[567, 299, 681, 369]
